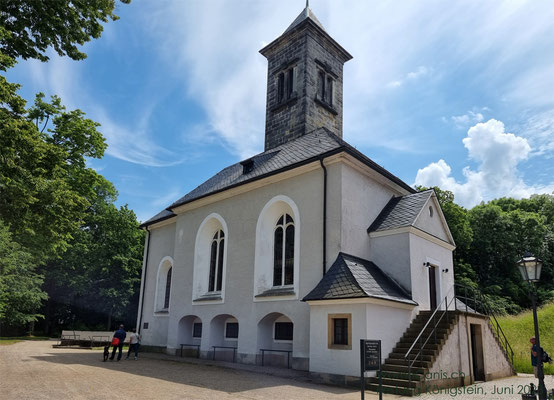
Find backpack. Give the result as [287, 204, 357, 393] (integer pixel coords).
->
[542, 349, 552, 364]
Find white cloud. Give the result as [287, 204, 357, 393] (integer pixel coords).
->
[415, 119, 554, 207]
[451, 110, 485, 128]
[387, 66, 430, 88]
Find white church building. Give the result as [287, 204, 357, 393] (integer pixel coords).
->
[136, 5, 514, 395]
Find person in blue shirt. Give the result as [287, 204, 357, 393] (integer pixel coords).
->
[530, 337, 539, 378]
[110, 325, 127, 361]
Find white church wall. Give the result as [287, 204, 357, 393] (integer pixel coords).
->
[308, 301, 414, 377]
[309, 302, 367, 376]
[139, 222, 176, 346]
[340, 163, 401, 260]
[159, 165, 328, 365]
[408, 234, 455, 309]
[369, 233, 412, 293]
[414, 197, 451, 243]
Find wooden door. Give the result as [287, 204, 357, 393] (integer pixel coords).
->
[429, 265, 437, 310]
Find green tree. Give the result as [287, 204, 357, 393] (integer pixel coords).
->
[42, 202, 145, 333]
[0, 219, 47, 326]
[0, 93, 111, 261]
[0, 0, 130, 62]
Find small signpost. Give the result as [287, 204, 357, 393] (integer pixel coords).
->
[360, 339, 382, 400]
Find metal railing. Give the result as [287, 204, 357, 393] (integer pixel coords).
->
[455, 283, 514, 367]
[404, 286, 456, 387]
[404, 283, 515, 387]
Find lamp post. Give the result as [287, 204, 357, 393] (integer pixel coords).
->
[517, 252, 546, 400]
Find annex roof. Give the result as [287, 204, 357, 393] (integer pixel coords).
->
[367, 190, 435, 233]
[302, 253, 416, 305]
[141, 128, 415, 228]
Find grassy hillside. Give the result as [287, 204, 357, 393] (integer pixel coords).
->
[497, 303, 554, 375]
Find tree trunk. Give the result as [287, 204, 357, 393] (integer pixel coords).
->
[107, 306, 113, 331]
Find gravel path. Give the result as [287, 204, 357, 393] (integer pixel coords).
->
[0, 341, 374, 400]
[1, 341, 552, 400]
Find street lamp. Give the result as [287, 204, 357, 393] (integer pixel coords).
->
[517, 252, 546, 400]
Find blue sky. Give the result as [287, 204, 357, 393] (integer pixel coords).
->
[8, 0, 554, 221]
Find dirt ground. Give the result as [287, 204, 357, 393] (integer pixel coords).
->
[1, 341, 552, 400]
[0, 341, 375, 400]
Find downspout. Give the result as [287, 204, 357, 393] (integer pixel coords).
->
[137, 227, 151, 335]
[319, 158, 327, 276]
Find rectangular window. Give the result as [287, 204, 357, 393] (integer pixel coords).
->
[326, 76, 333, 105]
[192, 323, 202, 338]
[333, 319, 348, 345]
[277, 73, 285, 103]
[225, 322, 239, 339]
[274, 322, 293, 341]
[318, 70, 325, 100]
[327, 313, 352, 349]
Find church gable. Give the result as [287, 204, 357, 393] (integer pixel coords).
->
[368, 189, 455, 247]
[413, 194, 455, 245]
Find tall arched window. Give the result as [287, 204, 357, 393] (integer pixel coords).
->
[163, 267, 172, 309]
[209, 230, 225, 292]
[273, 214, 294, 287]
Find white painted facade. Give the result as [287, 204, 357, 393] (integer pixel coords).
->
[136, 157, 457, 375]
[132, 5, 509, 388]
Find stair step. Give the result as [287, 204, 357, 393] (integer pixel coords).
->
[368, 377, 419, 388]
[395, 342, 440, 349]
[390, 349, 436, 358]
[381, 364, 426, 375]
[366, 384, 414, 396]
[385, 358, 432, 368]
[378, 370, 425, 381]
[388, 352, 433, 361]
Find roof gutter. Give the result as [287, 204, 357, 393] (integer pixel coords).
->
[319, 157, 327, 276]
[137, 227, 151, 335]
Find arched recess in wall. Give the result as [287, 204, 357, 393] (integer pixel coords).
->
[253, 195, 300, 300]
[155, 256, 174, 313]
[192, 213, 228, 303]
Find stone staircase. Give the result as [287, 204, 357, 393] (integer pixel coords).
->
[367, 310, 458, 396]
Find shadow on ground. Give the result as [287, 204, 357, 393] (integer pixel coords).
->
[32, 348, 355, 396]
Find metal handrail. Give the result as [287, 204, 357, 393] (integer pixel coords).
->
[405, 292, 456, 387]
[455, 284, 514, 366]
[404, 283, 515, 388]
[404, 285, 456, 359]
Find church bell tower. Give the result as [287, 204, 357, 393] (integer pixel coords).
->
[260, 4, 352, 151]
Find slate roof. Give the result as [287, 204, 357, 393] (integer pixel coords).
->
[140, 128, 415, 227]
[284, 6, 326, 34]
[367, 190, 434, 233]
[302, 253, 416, 305]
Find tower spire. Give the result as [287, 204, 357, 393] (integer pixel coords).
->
[306, 0, 309, 8]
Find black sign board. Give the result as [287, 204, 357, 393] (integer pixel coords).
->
[363, 340, 381, 371]
[360, 339, 382, 400]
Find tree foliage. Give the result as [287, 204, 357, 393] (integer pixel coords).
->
[0, 0, 135, 331]
[422, 186, 554, 314]
[0, 219, 47, 326]
[0, 0, 130, 63]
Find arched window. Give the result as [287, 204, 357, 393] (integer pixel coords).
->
[155, 256, 173, 312]
[273, 214, 294, 287]
[164, 267, 172, 309]
[209, 230, 225, 292]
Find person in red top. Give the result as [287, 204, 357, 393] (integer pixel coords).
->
[110, 324, 126, 361]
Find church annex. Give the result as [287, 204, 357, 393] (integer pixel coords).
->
[136, 5, 514, 395]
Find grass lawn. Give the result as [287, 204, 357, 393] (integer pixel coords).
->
[0, 336, 50, 346]
[497, 303, 554, 375]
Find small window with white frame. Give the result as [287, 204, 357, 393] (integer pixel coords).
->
[274, 316, 293, 342]
[192, 321, 202, 338]
[224, 318, 239, 340]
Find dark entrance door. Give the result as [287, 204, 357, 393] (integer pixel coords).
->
[428, 265, 437, 310]
[470, 324, 485, 381]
